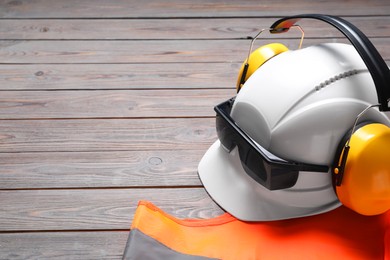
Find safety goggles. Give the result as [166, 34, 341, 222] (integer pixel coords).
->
[215, 97, 329, 190]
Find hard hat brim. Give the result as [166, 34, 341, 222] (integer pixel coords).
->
[198, 140, 341, 221]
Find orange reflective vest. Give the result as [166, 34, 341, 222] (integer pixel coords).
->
[123, 201, 390, 259]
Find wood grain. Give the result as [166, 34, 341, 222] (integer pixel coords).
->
[0, 63, 240, 90]
[0, 38, 389, 64]
[0, 118, 217, 152]
[0, 188, 224, 231]
[0, 0, 388, 18]
[0, 17, 389, 40]
[0, 89, 234, 119]
[0, 150, 205, 189]
[0, 231, 128, 260]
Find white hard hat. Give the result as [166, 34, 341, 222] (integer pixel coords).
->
[198, 15, 390, 221]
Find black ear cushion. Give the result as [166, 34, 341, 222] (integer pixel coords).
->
[332, 121, 374, 190]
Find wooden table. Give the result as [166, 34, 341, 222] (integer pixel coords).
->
[0, 1, 389, 258]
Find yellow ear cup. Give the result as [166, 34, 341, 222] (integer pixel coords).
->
[236, 43, 288, 92]
[335, 123, 390, 215]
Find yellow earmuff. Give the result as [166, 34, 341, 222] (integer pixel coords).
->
[334, 123, 390, 215]
[236, 43, 288, 92]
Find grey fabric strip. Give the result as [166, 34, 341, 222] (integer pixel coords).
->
[122, 228, 219, 260]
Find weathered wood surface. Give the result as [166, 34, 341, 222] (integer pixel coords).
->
[0, 17, 389, 40]
[0, 150, 205, 189]
[0, 89, 233, 119]
[0, 0, 389, 259]
[0, 39, 389, 64]
[0, 118, 216, 152]
[0, 0, 388, 18]
[0, 188, 222, 231]
[0, 232, 128, 259]
[0, 63, 240, 90]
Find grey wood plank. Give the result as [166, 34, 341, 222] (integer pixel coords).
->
[0, 231, 128, 260]
[0, 0, 388, 18]
[0, 118, 216, 152]
[0, 188, 224, 231]
[0, 150, 205, 189]
[0, 39, 249, 64]
[0, 89, 233, 119]
[0, 63, 240, 90]
[1, 38, 389, 64]
[0, 17, 389, 40]
[0, 57, 387, 92]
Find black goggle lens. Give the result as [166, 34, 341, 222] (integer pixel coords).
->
[214, 98, 328, 190]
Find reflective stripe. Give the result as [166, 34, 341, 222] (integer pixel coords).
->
[123, 229, 218, 260]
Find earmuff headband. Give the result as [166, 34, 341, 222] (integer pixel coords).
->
[270, 14, 390, 112]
